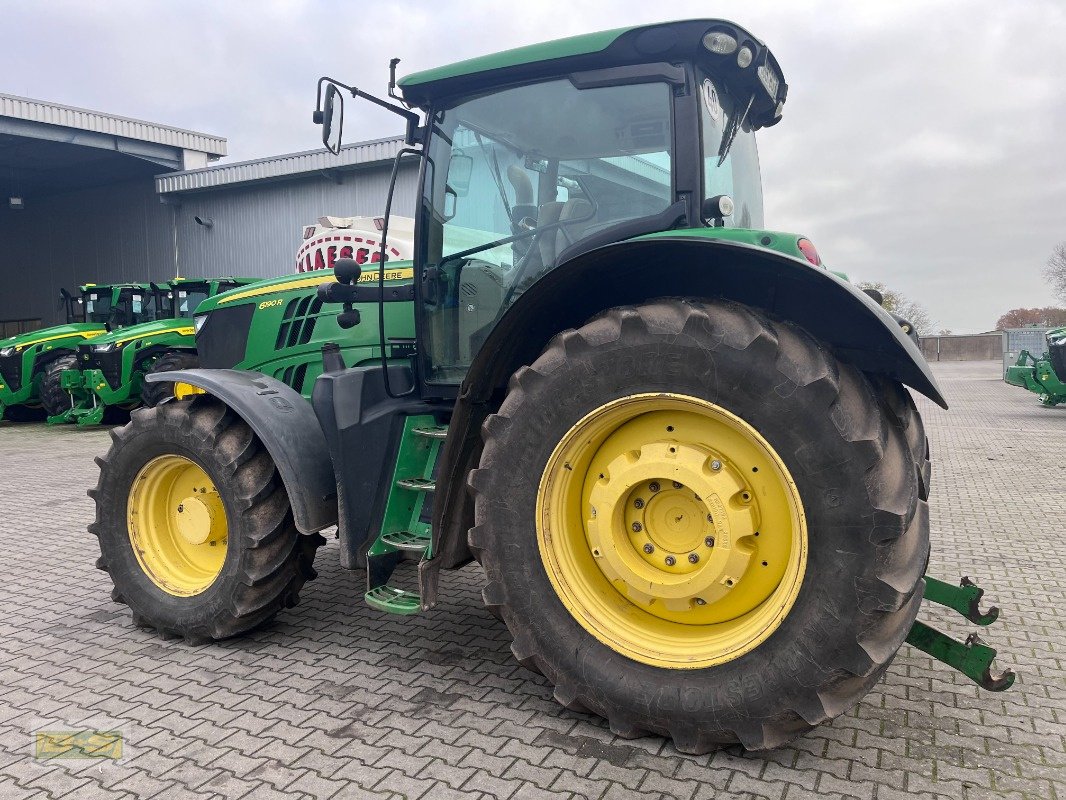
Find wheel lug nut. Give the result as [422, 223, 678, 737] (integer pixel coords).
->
[695, 598, 707, 606]
[643, 543, 654, 554]
[664, 555, 676, 566]
[705, 535, 715, 547]
[177, 504, 184, 513]
[688, 553, 700, 564]
[649, 482, 660, 492]
[706, 514, 713, 523]
[711, 460, 722, 471]
[632, 522, 643, 532]
[672, 481, 682, 489]
[633, 498, 645, 509]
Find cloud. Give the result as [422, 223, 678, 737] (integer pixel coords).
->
[2, 0, 1065, 331]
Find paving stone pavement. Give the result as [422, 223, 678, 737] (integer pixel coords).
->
[0, 360, 1062, 800]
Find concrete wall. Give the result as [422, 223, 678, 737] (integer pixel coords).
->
[0, 164, 413, 327]
[919, 333, 1002, 361]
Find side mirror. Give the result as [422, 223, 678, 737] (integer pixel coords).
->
[447, 153, 474, 197]
[318, 83, 344, 154]
[442, 186, 458, 221]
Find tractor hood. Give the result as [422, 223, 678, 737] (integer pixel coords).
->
[86, 319, 196, 348]
[0, 323, 108, 354]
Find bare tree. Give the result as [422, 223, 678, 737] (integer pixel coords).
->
[857, 281, 935, 335]
[995, 307, 1066, 329]
[1045, 242, 1066, 304]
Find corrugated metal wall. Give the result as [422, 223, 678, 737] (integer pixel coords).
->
[0, 163, 414, 326]
[171, 163, 417, 279]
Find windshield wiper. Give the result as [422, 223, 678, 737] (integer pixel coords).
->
[717, 93, 755, 167]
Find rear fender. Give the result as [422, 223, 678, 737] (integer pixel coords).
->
[146, 369, 337, 533]
[430, 235, 947, 575]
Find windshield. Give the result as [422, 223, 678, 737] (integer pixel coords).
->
[422, 78, 674, 383]
[698, 70, 763, 228]
[174, 286, 210, 318]
[83, 291, 113, 324]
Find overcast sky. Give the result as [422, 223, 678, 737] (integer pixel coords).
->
[3, 0, 1065, 332]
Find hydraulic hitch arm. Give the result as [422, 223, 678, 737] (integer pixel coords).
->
[905, 576, 1016, 692]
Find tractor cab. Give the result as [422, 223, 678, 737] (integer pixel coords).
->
[316, 19, 786, 392]
[77, 283, 169, 329]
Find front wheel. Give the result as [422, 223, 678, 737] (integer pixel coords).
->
[141, 351, 199, 407]
[40, 353, 79, 417]
[469, 298, 928, 752]
[89, 396, 324, 642]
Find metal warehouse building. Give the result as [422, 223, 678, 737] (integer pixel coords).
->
[0, 93, 411, 334]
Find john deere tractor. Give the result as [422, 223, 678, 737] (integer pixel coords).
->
[1005, 326, 1066, 406]
[1, 282, 166, 422]
[47, 277, 259, 426]
[89, 20, 1014, 752]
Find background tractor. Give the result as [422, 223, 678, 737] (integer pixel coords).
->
[47, 277, 259, 425]
[1005, 326, 1066, 406]
[1, 282, 166, 422]
[90, 20, 1014, 752]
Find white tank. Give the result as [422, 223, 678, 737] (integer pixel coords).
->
[296, 215, 415, 273]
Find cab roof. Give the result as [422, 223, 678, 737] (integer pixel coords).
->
[398, 19, 785, 127]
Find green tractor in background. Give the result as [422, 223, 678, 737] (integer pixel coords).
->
[47, 277, 259, 426]
[1005, 326, 1066, 406]
[0, 282, 167, 422]
[89, 20, 1014, 752]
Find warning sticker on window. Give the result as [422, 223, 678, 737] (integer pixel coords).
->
[701, 79, 722, 123]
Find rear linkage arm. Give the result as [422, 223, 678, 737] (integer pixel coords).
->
[906, 576, 1016, 691]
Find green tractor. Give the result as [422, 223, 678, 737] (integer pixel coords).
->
[1005, 326, 1066, 406]
[47, 277, 259, 426]
[1, 282, 166, 422]
[89, 20, 1014, 752]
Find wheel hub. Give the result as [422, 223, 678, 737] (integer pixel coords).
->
[587, 441, 755, 615]
[174, 493, 222, 545]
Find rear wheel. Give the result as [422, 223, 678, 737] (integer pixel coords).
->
[141, 351, 199, 407]
[470, 298, 928, 752]
[90, 396, 324, 642]
[40, 353, 79, 417]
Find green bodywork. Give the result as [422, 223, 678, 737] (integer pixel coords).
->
[195, 265, 417, 397]
[50, 278, 260, 426]
[399, 26, 629, 89]
[0, 283, 162, 421]
[1004, 327, 1066, 406]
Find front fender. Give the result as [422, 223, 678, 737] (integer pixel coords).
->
[146, 369, 337, 533]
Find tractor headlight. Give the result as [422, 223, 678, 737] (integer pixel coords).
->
[194, 314, 207, 334]
[0, 346, 14, 357]
[737, 45, 754, 68]
[93, 343, 116, 353]
[702, 31, 738, 55]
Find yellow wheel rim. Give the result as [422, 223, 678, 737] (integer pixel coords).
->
[127, 454, 228, 596]
[536, 394, 807, 669]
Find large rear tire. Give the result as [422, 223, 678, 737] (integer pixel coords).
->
[40, 353, 79, 417]
[469, 298, 928, 752]
[89, 396, 324, 642]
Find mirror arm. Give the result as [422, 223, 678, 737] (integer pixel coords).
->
[315, 76, 421, 145]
